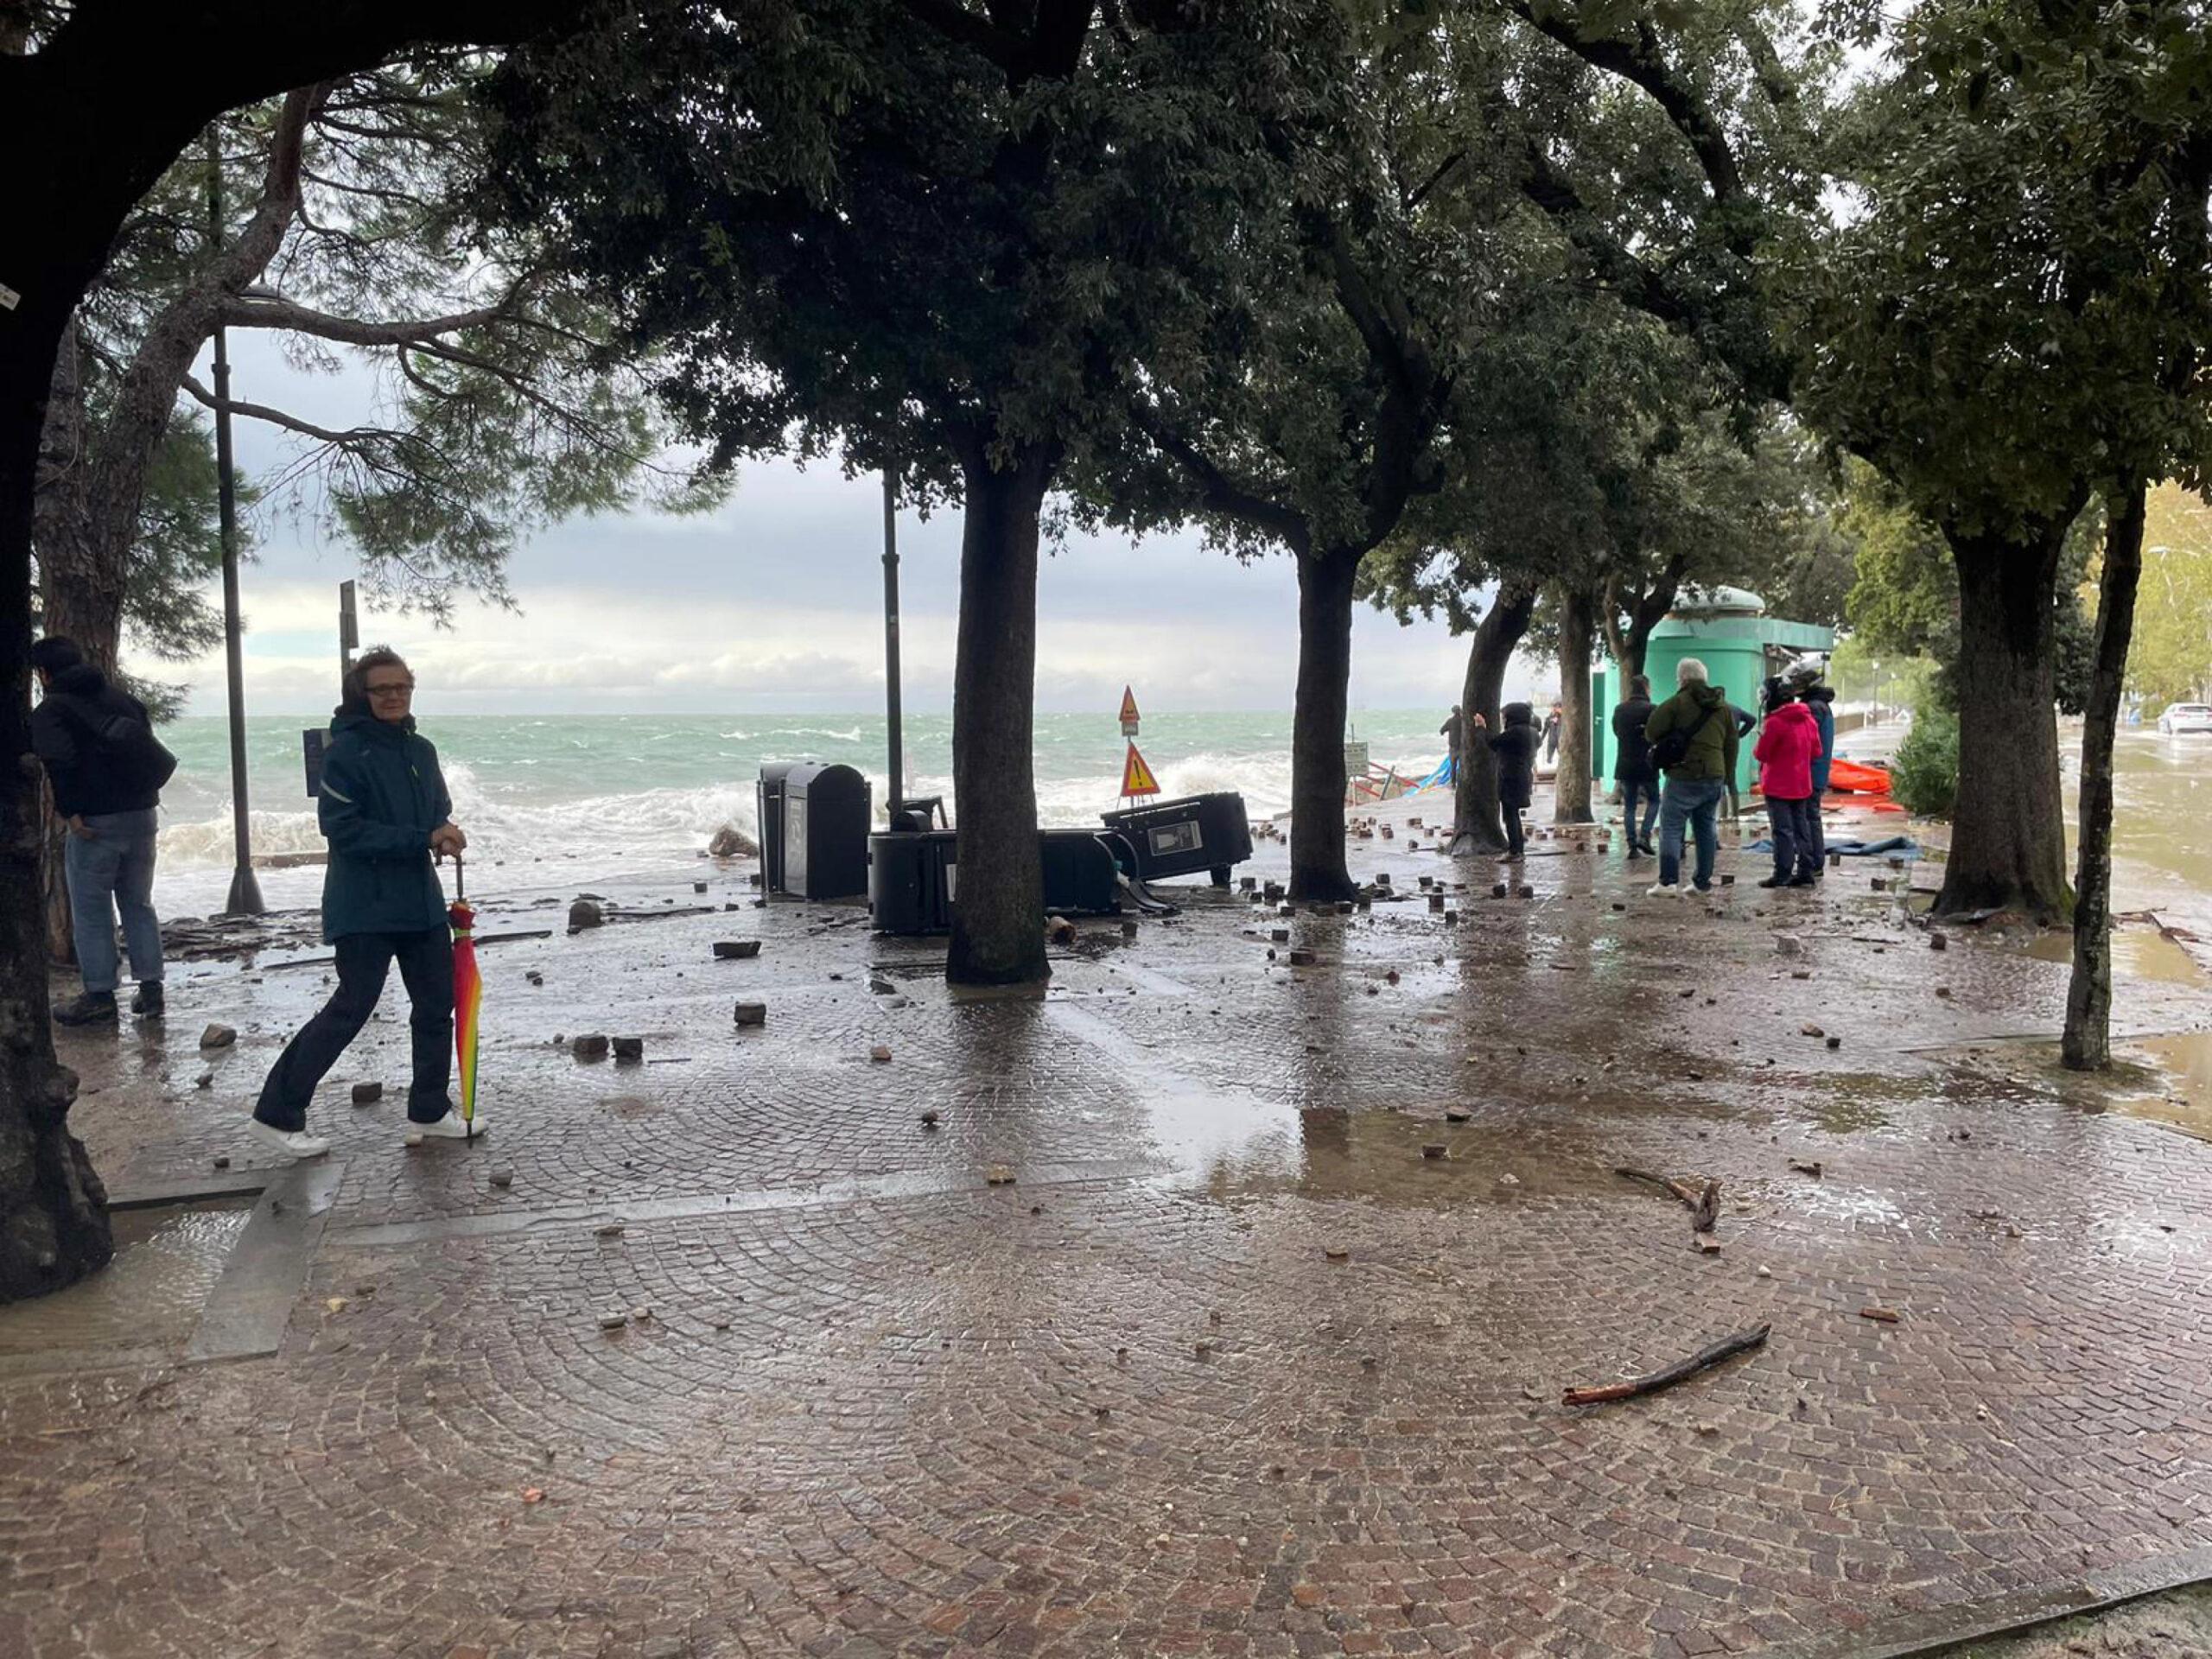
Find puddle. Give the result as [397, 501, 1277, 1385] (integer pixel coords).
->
[2102, 1030, 2212, 1138]
[1141, 1090, 1634, 1205]
[1799, 1073, 1916, 1136]
[2024, 927, 2208, 988]
[0, 1199, 252, 1360]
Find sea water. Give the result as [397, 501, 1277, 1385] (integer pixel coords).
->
[149, 709, 1454, 914]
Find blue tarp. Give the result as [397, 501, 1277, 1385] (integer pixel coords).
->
[1745, 835, 1922, 860]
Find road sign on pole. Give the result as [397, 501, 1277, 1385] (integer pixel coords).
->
[1121, 741, 1160, 799]
[1118, 685, 1141, 738]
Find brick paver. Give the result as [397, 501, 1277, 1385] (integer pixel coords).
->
[5, 812, 2211, 1656]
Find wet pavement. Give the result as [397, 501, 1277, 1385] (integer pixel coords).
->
[4, 791, 2212, 1658]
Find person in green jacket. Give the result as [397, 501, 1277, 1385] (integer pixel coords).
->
[1640, 657, 1738, 897]
[250, 647, 484, 1160]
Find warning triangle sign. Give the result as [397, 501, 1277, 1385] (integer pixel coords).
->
[1121, 741, 1160, 798]
[1118, 685, 1140, 726]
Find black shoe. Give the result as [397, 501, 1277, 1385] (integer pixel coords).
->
[1757, 876, 1788, 889]
[1638, 841, 1659, 857]
[54, 991, 118, 1027]
[130, 982, 165, 1018]
[1788, 874, 1818, 887]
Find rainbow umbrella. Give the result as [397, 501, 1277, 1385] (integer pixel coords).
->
[449, 859, 482, 1130]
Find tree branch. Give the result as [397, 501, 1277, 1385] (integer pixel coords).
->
[1516, 138, 1694, 329]
[1128, 397, 1312, 554]
[1507, 0, 1748, 230]
[220, 292, 515, 346]
[179, 370, 393, 448]
[899, 0, 1028, 76]
[79, 82, 329, 565]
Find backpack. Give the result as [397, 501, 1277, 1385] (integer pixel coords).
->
[75, 702, 179, 794]
[1649, 698, 1719, 774]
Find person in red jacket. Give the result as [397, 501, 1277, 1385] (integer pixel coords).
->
[1752, 696, 1823, 888]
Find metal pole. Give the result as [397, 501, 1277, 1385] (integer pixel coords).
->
[881, 466, 903, 817]
[207, 129, 264, 917]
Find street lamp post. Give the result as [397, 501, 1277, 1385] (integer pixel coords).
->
[881, 466, 904, 817]
[206, 130, 264, 917]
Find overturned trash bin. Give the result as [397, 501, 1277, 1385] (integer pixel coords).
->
[869, 824, 1166, 935]
[760, 761, 870, 899]
[1101, 791, 1253, 887]
[868, 827, 957, 935]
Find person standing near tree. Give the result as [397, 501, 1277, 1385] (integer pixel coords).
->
[1471, 703, 1541, 859]
[29, 637, 175, 1027]
[249, 647, 484, 1160]
[1440, 704, 1465, 781]
[1641, 658, 1738, 897]
[1541, 703, 1562, 766]
[1610, 674, 1660, 860]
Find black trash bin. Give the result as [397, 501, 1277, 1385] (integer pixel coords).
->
[760, 761, 871, 899]
[756, 762, 800, 894]
[871, 827, 1128, 932]
[868, 827, 957, 934]
[1040, 830, 1123, 912]
[1100, 791, 1253, 886]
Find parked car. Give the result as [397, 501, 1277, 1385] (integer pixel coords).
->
[2158, 702, 2212, 734]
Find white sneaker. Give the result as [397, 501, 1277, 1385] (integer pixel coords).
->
[416, 1110, 487, 1141]
[1645, 881, 1682, 899]
[248, 1120, 331, 1160]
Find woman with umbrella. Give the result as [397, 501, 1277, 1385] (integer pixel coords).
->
[248, 647, 486, 1159]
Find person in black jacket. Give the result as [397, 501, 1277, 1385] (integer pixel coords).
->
[1610, 674, 1659, 858]
[1472, 702, 1541, 857]
[30, 637, 167, 1027]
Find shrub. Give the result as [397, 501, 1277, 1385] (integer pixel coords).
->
[1889, 705, 1959, 819]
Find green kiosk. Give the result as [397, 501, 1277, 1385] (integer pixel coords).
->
[1592, 587, 1837, 798]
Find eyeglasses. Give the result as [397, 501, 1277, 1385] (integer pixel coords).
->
[365, 681, 415, 699]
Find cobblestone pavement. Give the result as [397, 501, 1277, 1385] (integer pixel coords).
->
[6, 804, 2212, 1658]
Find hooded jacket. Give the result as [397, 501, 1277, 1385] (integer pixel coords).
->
[316, 703, 453, 940]
[1753, 699, 1823, 801]
[30, 662, 161, 817]
[1610, 695, 1656, 784]
[1489, 702, 1541, 809]
[1801, 685, 1836, 794]
[1642, 683, 1739, 784]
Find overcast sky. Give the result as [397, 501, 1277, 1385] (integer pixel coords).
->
[139, 330, 1534, 720]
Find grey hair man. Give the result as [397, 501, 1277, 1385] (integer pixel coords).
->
[1639, 657, 1738, 896]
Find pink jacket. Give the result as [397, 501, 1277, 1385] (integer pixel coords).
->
[1754, 701, 1823, 800]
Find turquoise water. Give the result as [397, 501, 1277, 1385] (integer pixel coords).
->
[153, 709, 1453, 906]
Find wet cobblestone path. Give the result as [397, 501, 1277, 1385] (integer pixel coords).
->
[7, 813, 2212, 1657]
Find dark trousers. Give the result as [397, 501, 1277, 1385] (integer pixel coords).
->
[1503, 803, 1526, 856]
[256, 929, 454, 1130]
[1619, 778, 1659, 849]
[1765, 795, 1819, 881]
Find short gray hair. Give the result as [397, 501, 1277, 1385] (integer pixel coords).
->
[1676, 657, 1709, 687]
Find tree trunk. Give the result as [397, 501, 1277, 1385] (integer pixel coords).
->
[1450, 580, 1537, 857]
[0, 291, 114, 1304]
[32, 327, 118, 967]
[2063, 481, 2145, 1071]
[1938, 527, 2073, 922]
[1290, 547, 1361, 902]
[1553, 584, 1596, 823]
[946, 440, 1055, 987]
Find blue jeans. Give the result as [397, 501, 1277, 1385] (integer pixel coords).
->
[63, 808, 163, 995]
[1619, 778, 1659, 849]
[1658, 778, 1726, 890]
